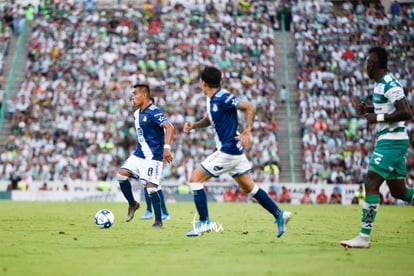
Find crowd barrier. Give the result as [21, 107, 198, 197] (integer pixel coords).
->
[0, 181, 394, 205]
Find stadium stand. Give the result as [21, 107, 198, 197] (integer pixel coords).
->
[293, 0, 414, 185]
[0, 0, 281, 186]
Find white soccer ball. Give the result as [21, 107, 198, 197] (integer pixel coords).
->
[95, 209, 115, 229]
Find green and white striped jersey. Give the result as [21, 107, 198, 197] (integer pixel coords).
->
[373, 73, 408, 141]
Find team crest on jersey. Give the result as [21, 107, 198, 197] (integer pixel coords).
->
[142, 115, 147, 122]
[212, 104, 218, 112]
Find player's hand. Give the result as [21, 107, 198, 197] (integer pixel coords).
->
[164, 149, 173, 163]
[237, 131, 252, 151]
[356, 102, 368, 116]
[363, 113, 377, 124]
[183, 122, 193, 133]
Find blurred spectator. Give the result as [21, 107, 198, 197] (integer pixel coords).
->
[97, 173, 111, 192]
[17, 173, 30, 190]
[83, 0, 97, 13]
[329, 187, 342, 204]
[277, 3, 292, 31]
[235, 188, 248, 202]
[177, 183, 191, 195]
[263, 160, 280, 183]
[300, 187, 313, 204]
[319, 161, 332, 184]
[223, 186, 236, 202]
[279, 186, 291, 203]
[352, 185, 365, 205]
[267, 185, 278, 202]
[38, 182, 50, 191]
[279, 84, 287, 104]
[342, 0, 354, 13]
[316, 188, 328, 204]
[390, 0, 401, 16]
[6, 173, 21, 191]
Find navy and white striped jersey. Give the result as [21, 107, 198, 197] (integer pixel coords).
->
[133, 104, 169, 161]
[206, 88, 244, 155]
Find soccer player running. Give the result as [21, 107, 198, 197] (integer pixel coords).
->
[340, 47, 414, 248]
[183, 66, 292, 237]
[117, 84, 174, 228]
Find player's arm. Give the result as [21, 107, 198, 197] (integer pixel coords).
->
[183, 115, 211, 133]
[237, 100, 256, 150]
[162, 121, 174, 163]
[364, 98, 412, 124]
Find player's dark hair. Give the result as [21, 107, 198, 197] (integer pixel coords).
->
[200, 66, 221, 88]
[368, 47, 388, 70]
[133, 83, 151, 97]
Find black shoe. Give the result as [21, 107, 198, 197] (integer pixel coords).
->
[125, 201, 140, 222]
[152, 221, 163, 228]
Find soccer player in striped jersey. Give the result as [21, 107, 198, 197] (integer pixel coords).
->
[183, 66, 291, 237]
[117, 84, 174, 228]
[341, 47, 414, 248]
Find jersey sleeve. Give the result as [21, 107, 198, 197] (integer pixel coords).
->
[383, 75, 405, 104]
[221, 93, 240, 110]
[151, 109, 169, 127]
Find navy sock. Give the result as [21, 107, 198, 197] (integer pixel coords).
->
[193, 188, 209, 221]
[253, 188, 281, 219]
[144, 187, 152, 212]
[119, 179, 135, 206]
[157, 189, 169, 216]
[150, 191, 162, 221]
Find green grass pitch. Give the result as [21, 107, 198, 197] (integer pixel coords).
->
[0, 201, 413, 275]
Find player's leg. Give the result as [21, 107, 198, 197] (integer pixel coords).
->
[186, 167, 212, 236]
[147, 184, 163, 228]
[117, 168, 140, 222]
[235, 173, 291, 238]
[383, 139, 413, 202]
[340, 171, 383, 248]
[141, 160, 164, 228]
[360, 170, 383, 235]
[381, 139, 412, 206]
[141, 187, 153, 220]
[158, 189, 170, 220]
[387, 179, 414, 203]
[189, 167, 211, 221]
[341, 140, 406, 248]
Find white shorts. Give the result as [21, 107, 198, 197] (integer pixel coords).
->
[120, 154, 163, 186]
[201, 151, 252, 178]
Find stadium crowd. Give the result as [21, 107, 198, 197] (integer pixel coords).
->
[293, 0, 414, 188]
[0, 0, 280, 189]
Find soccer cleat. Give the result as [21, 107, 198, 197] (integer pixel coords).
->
[141, 210, 152, 220]
[152, 221, 163, 229]
[275, 210, 292, 238]
[340, 234, 371, 249]
[162, 213, 170, 220]
[186, 220, 213, 237]
[125, 201, 140, 222]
